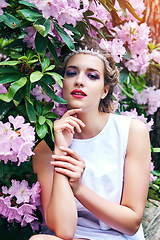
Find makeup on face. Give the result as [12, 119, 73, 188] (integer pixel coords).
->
[65, 66, 100, 81]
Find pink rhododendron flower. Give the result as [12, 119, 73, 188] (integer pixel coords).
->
[120, 108, 154, 131]
[100, 38, 126, 63]
[150, 161, 157, 182]
[31, 84, 51, 102]
[151, 49, 160, 65]
[0, 84, 8, 94]
[0, 116, 35, 165]
[8, 115, 25, 129]
[17, 142, 35, 166]
[132, 86, 160, 115]
[0, 180, 41, 231]
[0, 0, 7, 15]
[23, 26, 36, 49]
[13, 180, 31, 204]
[26, 0, 88, 28]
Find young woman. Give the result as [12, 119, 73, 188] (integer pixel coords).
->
[30, 40, 151, 240]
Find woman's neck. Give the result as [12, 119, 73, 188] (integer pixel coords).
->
[73, 110, 110, 139]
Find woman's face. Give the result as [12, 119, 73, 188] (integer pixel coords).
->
[63, 53, 108, 112]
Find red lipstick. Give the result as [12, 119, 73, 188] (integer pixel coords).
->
[71, 89, 87, 98]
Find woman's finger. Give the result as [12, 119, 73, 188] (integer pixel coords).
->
[62, 108, 82, 118]
[58, 146, 85, 163]
[51, 155, 85, 168]
[54, 167, 81, 180]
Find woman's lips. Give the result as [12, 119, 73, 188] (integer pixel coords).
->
[71, 89, 87, 98]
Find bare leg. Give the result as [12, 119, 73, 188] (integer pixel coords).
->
[29, 234, 90, 240]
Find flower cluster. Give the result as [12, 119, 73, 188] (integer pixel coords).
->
[26, 0, 89, 27]
[120, 108, 154, 132]
[132, 86, 160, 115]
[101, 21, 151, 75]
[0, 180, 41, 231]
[0, 0, 7, 15]
[0, 115, 35, 166]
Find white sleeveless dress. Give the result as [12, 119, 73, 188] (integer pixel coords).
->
[42, 113, 145, 239]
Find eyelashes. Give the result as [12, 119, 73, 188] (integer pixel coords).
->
[87, 73, 100, 80]
[65, 68, 100, 80]
[65, 69, 77, 77]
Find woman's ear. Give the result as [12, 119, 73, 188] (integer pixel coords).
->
[101, 86, 109, 99]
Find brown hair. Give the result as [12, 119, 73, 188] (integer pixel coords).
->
[59, 38, 119, 113]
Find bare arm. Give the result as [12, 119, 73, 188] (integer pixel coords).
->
[53, 119, 151, 236]
[32, 109, 85, 239]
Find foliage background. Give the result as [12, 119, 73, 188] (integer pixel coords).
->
[0, 0, 160, 239]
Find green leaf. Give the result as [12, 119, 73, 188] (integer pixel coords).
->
[0, 101, 14, 120]
[13, 85, 26, 106]
[64, 23, 81, 37]
[117, 83, 134, 99]
[0, 15, 6, 22]
[119, 68, 129, 84]
[18, 56, 28, 61]
[47, 38, 61, 66]
[53, 21, 75, 51]
[90, 24, 105, 39]
[17, 9, 42, 21]
[88, 17, 106, 28]
[148, 188, 160, 201]
[0, 77, 27, 102]
[36, 122, 48, 138]
[44, 133, 54, 151]
[149, 182, 159, 191]
[150, 170, 160, 177]
[44, 112, 58, 119]
[35, 32, 47, 55]
[42, 56, 50, 72]
[3, 12, 21, 28]
[34, 18, 51, 37]
[42, 102, 55, 115]
[38, 116, 46, 125]
[0, 61, 21, 66]
[30, 71, 43, 83]
[45, 65, 55, 71]
[52, 72, 63, 88]
[40, 74, 55, 85]
[39, 81, 67, 104]
[25, 96, 37, 123]
[118, 0, 142, 21]
[46, 119, 54, 140]
[0, 67, 19, 74]
[19, 0, 37, 8]
[153, 148, 160, 153]
[0, 74, 23, 84]
[35, 100, 42, 116]
[27, 59, 39, 64]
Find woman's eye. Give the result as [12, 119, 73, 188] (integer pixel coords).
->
[65, 69, 77, 77]
[87, 72, 100, 80]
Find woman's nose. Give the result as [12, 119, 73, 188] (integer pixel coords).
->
[74, 73, 84, 87]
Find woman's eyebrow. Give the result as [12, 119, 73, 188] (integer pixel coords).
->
[66, 66, 78, 70]
[87, 68, 100, 73]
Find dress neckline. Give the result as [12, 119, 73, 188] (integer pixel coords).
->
[72, 113, 112, 142]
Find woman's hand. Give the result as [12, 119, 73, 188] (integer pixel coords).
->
[51, 146, 86, 193]
[54, 109, 85, 149]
